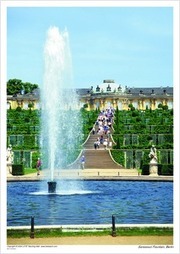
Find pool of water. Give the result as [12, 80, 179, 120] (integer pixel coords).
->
[7, 180, 173, 226]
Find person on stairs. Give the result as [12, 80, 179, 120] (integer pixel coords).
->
[80, 155, 85, 170]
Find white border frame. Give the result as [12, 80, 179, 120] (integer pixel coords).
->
[1, 1, 179, 253]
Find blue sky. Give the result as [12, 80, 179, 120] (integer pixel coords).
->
[7, 6, 173, 88]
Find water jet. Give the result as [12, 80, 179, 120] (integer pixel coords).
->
[41, 26, 81, 191]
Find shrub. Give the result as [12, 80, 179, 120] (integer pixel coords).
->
[141, 164, 171, 175]
[16, 106, 22, 112]
[111, 150, 125, 166]
[162, 105, 168, 110]
[161, 164, 173, 175]
[132, 111, 139, 117]
[141, 164, 149, 175]
[83, 103, 88, 109]
[12, 164, 24, 175]
[116, 138, 121, 149]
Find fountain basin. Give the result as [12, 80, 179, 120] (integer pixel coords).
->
[7, 180, 173, 226]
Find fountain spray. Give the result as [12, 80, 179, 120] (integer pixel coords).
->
[41, 27, 81, 193]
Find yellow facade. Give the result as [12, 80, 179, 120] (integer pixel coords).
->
[80, 95, 172, 111]
[78, 81, 173, 111]
[7, 82, 173, 111]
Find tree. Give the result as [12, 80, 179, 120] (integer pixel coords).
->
[7, 79, 23, 95]
[24, 82, 38, 93]
[7, 79, 38, 95]
[128, 103, 135, 111]
[162, 105, 168, 110]
[158, 103, 163, 109]
[83, 103, 88, 109]
[28, 102, 34, 112]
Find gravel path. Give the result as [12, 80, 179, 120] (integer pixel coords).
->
[7, 235, 173, 245]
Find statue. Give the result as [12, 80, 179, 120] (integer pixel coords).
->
[148, 145, 158, 176]
[7, 144, 14, 164]
[149, 145, 158, 164]
[7, 144, 14, 176]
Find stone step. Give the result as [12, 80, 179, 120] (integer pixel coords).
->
[45, 168, 139, 177]
[84, 150, 120, 169]
[68, 149, 123, 169]
[69, 115, 122, 170]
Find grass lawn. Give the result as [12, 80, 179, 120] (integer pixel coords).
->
[7, 227, 173, 238]
[24, 168, 37, 175]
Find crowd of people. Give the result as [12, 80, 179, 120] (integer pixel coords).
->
[93, 107, 114, 150]
[80, 107, 114, 170]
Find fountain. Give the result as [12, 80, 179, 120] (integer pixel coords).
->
[41, 27, 82, 193]
[7, 28, 173, 229]
[47, 181, 57, 193]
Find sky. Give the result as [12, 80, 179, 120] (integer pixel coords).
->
[7, 5, 173, 89]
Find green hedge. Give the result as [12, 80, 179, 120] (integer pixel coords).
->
[110, 150, 125, 167]
[141, 164, 173, 176]
[12, 164, 24, 175]
[161, 164, 173, 175]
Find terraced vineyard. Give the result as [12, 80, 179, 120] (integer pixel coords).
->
[7, 107, 173, 175]
[111, 108, 173, 175]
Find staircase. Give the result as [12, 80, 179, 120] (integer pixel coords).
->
[68, 113, 138, 176]
[68, 116, 124, 169]
[83, 149, 121, 169]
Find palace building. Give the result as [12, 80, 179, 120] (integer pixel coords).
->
[7, 79, 173, 111]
